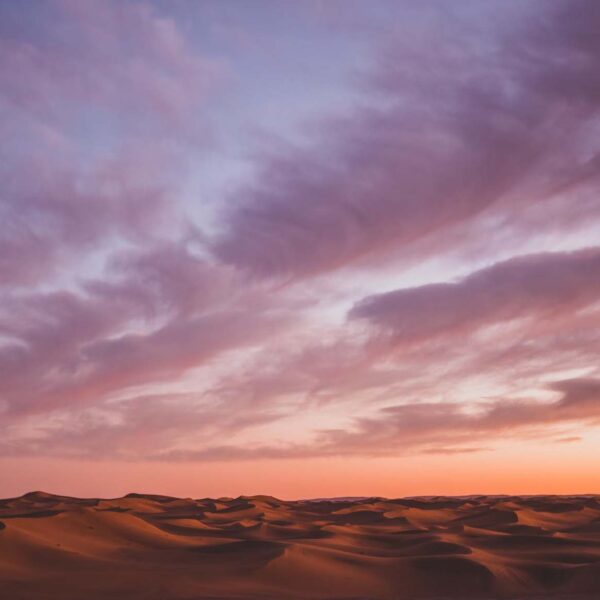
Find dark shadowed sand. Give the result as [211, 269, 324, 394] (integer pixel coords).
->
[1, 492, 599, 599]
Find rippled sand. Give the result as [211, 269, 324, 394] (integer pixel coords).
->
[1, 492, 599, 599]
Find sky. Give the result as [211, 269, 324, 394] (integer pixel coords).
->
[1, 0, 600, 499]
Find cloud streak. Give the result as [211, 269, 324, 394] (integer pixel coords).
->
[213, 0, 600, 280]
[350, 248, 600, 344]
[142, 378, 600, 462]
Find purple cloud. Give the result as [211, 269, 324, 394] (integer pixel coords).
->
[213, 1, 600, 280]
[0, 0, 220, 286]
[350, 248, 600, 345]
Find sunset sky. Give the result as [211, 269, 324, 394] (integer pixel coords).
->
[1, 0, 599, 499]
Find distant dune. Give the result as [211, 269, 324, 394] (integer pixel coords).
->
[1, 492, 599, 599]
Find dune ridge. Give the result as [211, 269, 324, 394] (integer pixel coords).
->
[1, 492, 599, 599]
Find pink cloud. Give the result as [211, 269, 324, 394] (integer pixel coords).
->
[0, 241, 287, 415]
[314, 378, 600, 455]
[149, 377, 600, 462]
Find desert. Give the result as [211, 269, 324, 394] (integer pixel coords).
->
[3, 0, 600, 598]
[1, 492, 599, 599]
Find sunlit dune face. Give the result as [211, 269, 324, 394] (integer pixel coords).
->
[1, 0, 600, 498]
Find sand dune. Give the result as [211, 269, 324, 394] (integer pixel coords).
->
[0, 493, 599, 599]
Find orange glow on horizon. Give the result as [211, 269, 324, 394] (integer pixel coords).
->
[2, 445, 599, 500]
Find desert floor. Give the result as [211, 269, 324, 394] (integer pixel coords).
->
[1, 492, 599, 599]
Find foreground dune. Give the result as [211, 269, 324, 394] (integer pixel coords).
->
[1, 492, 599, 599]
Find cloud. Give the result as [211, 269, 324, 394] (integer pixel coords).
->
[153, 377, 600, 461]
[0, 0, 220, 286]
[213, 0, 600, 280]
[350, 248, 600, 345]
[311, 378, 600, 456]
[0, 0, 218, 125]
[197, 249, 600, 424]
[421, 447, 490, 456]
[0, 392, 283, 460]
[0, 241, 287, 415]
[553, 436, 582, 444]
[0, 148, 178, 286]
[5, 375, 598, 462]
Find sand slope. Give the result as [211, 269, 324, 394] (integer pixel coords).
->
[1, 492, 599, 599]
